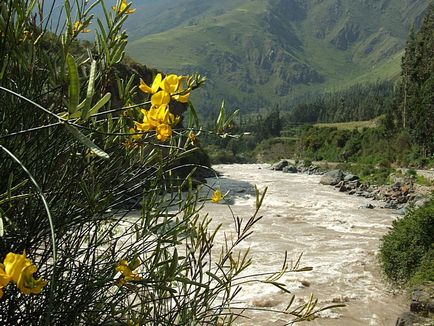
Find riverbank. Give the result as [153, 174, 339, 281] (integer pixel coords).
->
[269, 160, 434, 325]
[270, 159, 433, 215]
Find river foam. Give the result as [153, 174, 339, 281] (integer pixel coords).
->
[201, 164, 406, 325]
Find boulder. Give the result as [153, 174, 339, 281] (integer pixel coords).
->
[282, 165, 298, 173]
[344, 173, 359, 182]
[272, 160, 289, 171]
[320, 169, 344, 185]
[362, 203, 375, 209]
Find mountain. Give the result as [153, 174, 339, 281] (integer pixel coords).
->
[124, 0, 430, 115]
[44, 0, 431, 115]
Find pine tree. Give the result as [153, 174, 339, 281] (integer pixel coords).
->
[400, 4, 434, 156]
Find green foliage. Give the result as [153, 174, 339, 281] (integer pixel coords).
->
[254, 137, 297, 163]
[288, 82, 397, 124]
[379, 199, 434, 284]
[409, 249, 434, 287]
[399, 4, 434, 156]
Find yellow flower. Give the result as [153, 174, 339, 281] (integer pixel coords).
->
[116, 259, 142, 286]
[112, 0, 136, 14]
[172, 88, 190, 103]
[160, 74, 181, 94]
[211, 189, 223, 203]
[161, 75, 191, 103]
[0, 264, 11, 299]
[188, 131, 197, 145]
[135, 105, 173, 132]
[156, 124, 172, 142]
[151, 91, 171, 107]
[72, 21, 90, 33]
[135, 107, 158, 132]
[158, 105, 176, 125]
[133, 104, 178, 142]
[3, 251, 47, 295]
[129, 128, 142, 140]
[139, 73, 162, 95]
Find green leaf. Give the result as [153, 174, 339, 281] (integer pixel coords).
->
[86, 93, 111, 119]
[174, 277, 209, 288]
[168, 249, 178, 277]
[215, 100, 225, 132]
[64, 123, 109, 159]
[188, 101, 200, 128]
[110, 40, 127, 65]
[81, 59, 97, 119]
[263, 280, 292, 294]
[66, 54, 80, 114]
[7, 172, 13, 205]
[224, 108, 240, 130]
[0, 211, 4, 237]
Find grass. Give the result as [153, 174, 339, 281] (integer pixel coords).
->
[314, 117, 382, 130]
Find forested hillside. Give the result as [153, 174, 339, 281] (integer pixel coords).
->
[205, 4, 434, 166]
[123, 0, 429, 114]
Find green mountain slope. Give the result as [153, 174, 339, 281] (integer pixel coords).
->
[124, 0, 430, 114]
[44, 0, 428, 114]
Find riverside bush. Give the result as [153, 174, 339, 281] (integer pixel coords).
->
[409, 249, 434, 287]
[379, 198, 434, 285]
[0, 1, 338, 324]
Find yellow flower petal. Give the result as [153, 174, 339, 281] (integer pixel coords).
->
[161, 74, 180, 94]
[171, 79, 190, 103]
[115, 259, 143, 286]
[151, 74, 163, 93]
[72, 21, 91, 34]
[211, 189, 223, 203]
[139, 79, 153, 94]
[129, 128, 142, 140]
[4, 252, 29, 284]
[156, 124, 172, 142]
[17, 265, 47, 295]
[3, 251, 47, 295]
[113, 0, 136, 14]
[0, 264, 11, 297]
[0, 265, 10, 287]
[151, 91, 171, 106]
[173, 93, 190, 103]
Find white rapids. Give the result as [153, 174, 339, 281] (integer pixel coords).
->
[200, 164, 407, 326]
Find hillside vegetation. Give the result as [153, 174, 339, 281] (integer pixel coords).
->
[120, 0, 430, 114]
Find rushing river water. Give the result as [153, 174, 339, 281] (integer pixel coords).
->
[200, 164, 407, 326]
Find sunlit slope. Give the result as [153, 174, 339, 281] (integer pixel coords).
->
[126, 0, 429, 112]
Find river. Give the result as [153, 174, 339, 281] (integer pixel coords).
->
[200, 164, 407, 326]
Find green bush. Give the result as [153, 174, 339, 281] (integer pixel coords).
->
[0, 1, 337, 324]
[379, 199, 434, 284]
[409, 249, 434, 287]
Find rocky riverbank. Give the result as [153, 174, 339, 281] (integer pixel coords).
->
[271, 159, 433, 214]
[271, 159, 434, 325]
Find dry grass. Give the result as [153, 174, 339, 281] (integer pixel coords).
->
[314, 117, 382, 130]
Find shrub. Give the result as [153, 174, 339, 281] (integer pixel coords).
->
[0, 1, 336, 324]
[409, 249, 434, 287]
[379, 199, 434, 284]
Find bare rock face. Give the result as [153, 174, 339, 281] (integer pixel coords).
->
[320, 169, 344, 185]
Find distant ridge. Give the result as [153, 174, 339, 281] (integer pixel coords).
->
[44, 0, 431, 114]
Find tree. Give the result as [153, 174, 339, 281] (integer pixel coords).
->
[400, 5, 434, 156]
